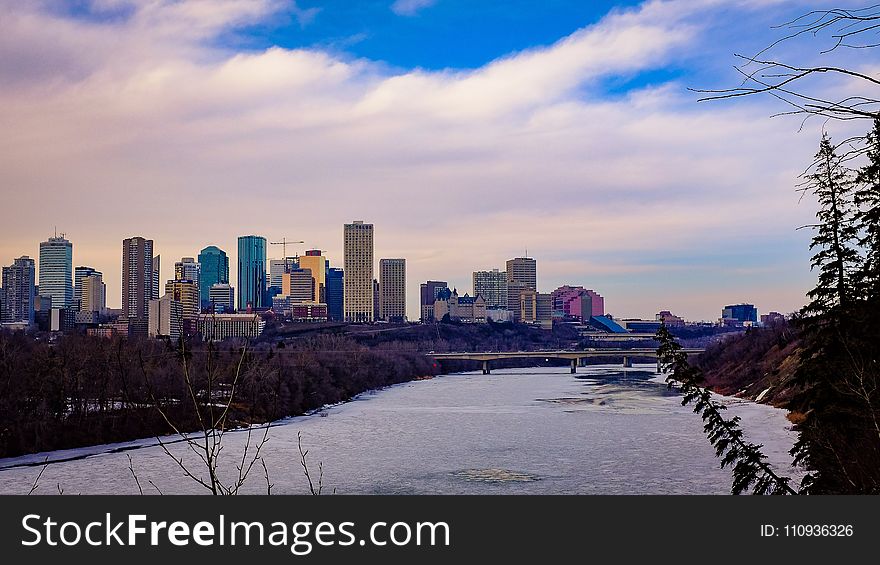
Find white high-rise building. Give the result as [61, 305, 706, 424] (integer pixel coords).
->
[343, 221, 374, 323]
[39, 234, 73, 310]
[379, 258, 406, 322]
[269, 259, 289, 289]
[473, 269, 508, 309]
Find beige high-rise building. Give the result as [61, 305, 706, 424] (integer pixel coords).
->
[298, 250, 327, 304]
[343, 221, 374, 323]
[506, 257, 536, 290]
[165, 279, 200, 323]
[506, 256, 536, 322]
[80, 273, 106, 314]
[379, 258, 406, 322]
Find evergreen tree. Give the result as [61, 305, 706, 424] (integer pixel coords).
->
[791, 131, 880, 494]
[854, 118, 880, 298]
[801, 133, 860, 315]
[655, 324, 796, 495]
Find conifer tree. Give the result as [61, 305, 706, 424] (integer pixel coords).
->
[800, 133, 860, 315]
[656, 324, 796, 495]
[854, 118, 880, 298]
[791, 132, 880, 494]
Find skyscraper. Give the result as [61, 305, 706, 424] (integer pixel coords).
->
[151, 255, 160, 301]
[80, 273, 106, 314]
[198, 246, 229, 311]
[299, 250, 327, 304]
[122, 237, 154, 337]
[473, 269, 508, 309]
[419, 280, 447, 322]
[39, 234, 73, 310]
[238, 235, 267, 311]
[343, 221, 374, 323]
[506, 257, 537, 290]
[1, 256, 35, 325]
[165, 279, 200, 327]
[506, 257, 536, 321]
[174, 257, 201, 289]
[75, 266, 100, 311]
[326, 267, 344, 322]
[379, 258, 406, 322]
[269, 259, 289, 289]
[282, 268, 314, 303]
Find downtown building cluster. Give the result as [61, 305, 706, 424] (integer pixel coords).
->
[1, 222, 779, 342]
[0, 221, 407, 341]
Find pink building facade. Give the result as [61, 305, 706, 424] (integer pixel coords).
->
[550, 285, 604, 320]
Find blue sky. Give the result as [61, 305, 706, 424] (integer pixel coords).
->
[0, 0, 874, 320]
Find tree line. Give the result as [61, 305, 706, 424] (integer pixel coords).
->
[0, 332, 436, 459]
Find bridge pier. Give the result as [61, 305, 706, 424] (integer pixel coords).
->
[579, 357, 587, 367]
[482, 360, 491, 375]
[623, 356, 632, 368]
[570, 358, 577, 374]
[656, 360, 662, 374]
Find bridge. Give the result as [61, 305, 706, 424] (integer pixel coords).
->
[429, 348, 704, 374]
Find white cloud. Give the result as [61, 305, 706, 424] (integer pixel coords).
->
[0, 0, 859, 320]
[391, 0, 437, 17]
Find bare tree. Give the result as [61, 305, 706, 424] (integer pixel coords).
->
[138, 321, 272, 495]
[695, 6, 879, 126]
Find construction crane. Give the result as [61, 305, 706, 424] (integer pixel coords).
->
[269, 238, 305, 272]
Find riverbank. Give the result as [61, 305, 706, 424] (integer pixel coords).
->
[0, 365, 799, 495]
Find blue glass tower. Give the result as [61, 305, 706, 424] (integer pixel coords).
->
[326, 267, 344, 322]
[237, 236, 266, 311]
[198, 245, 229, 310]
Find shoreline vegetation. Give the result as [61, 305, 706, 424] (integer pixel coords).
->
[0, 321, 736, 459]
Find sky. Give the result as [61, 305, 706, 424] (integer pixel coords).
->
[0, 0, 875, 322]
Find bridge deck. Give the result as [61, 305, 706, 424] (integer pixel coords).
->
[429, 349, 703, 361]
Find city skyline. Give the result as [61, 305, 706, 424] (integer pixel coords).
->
[2, 0, 865, 321]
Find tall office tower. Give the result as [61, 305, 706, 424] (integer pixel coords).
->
[238, 235, 267, 311]
[1, 256, 36, 325]
[326, 267, 344, 321]
[80, 273, 106, 314]
[151, 255, 161, 301]
[473, 269, 508, 309]
[39, 234, 73, 310]
[282, 268, 314, 303]
[419, 280, 448, 322]
[506, 257, 537, 290]
[209, 283, 235, 314]
[74, 266, 100, 310]
[174, 257, 201, 289]
[379, 258, 406, 322]
[506, 257, 536, 321]
[269, 259, 289, 289]
[165, 279, 200, 325]
[299, 250, 327, 304]
[122, 237, 154, 337]
[198, 246, 229, 311]
[343, 221, 374, 322]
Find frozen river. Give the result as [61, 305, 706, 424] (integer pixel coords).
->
[0, 365, 800, 494]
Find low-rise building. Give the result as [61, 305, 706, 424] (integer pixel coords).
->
[198, 313, 266, 342]
[434, 289, 487, 323]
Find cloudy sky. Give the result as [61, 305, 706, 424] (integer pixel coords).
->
[0, 0, 874, 321]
